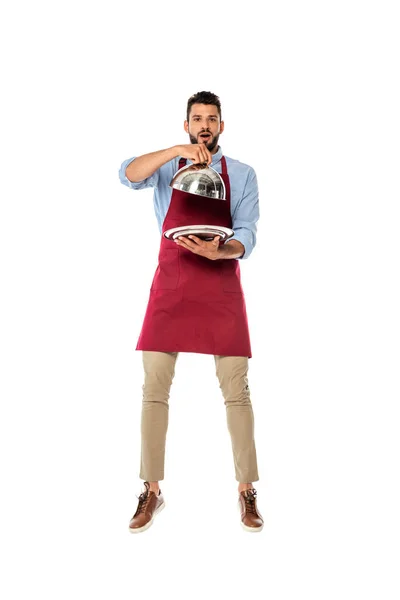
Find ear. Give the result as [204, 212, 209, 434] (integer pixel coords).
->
[219, 120, 225, 134]
[184, 120, 189, 134]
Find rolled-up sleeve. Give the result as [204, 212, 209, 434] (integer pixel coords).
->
[230, 168, 259, 259]
[118, 157, 160, 190]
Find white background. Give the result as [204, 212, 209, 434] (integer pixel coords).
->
[1, 0, 399, 598]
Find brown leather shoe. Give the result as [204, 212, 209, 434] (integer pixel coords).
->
[238, 487, 264, 532]
[129, 482, 165, 533]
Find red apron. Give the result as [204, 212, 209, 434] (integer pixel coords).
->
[136, 156, 252, 357]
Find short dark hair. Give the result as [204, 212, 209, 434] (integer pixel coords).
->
[186, 91, 222, 122]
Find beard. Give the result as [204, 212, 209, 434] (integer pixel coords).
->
[189, 131, 219, 153]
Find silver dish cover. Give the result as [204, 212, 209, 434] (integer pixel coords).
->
[169, 163, 226, 200]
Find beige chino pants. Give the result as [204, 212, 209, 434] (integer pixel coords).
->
[139, 351, 259, 483]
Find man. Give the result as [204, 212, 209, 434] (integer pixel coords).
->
[119, 91, 263, 533]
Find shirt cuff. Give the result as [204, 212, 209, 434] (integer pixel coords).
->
[229, 230, 253, 259]
[118, 158, 158, 189]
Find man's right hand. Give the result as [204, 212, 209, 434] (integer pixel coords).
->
[175, 143, 213, 166]
[125, 143, 213, 184]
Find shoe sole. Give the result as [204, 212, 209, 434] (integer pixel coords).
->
[241, 522, 264, 532]
[238, 501, 264, 532]
[129, 501, 165, 534]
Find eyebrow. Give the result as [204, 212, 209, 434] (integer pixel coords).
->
[191, 114, 218, 118]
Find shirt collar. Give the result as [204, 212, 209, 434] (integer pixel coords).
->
[211, 146, 223, 165]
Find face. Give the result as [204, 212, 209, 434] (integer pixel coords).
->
[184, 103, 224, 153]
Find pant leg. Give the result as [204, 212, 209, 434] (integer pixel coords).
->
[214, 355, 259, 483]
[139, 351, 178, 481]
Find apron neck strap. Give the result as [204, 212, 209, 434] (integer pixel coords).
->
[220, 156, 227, 174]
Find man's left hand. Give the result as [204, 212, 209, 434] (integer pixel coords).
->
[174, 235, 220, 260]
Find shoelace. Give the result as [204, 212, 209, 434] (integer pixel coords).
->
[243, 489, 258, 514]
[135, 490, 150, 514]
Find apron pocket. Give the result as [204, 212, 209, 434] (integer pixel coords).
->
[151, 248, 180, 291]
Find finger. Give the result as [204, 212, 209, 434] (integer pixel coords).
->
[183, 235, 203, 249]
[197, 145, 206, 160]
[204, 147, 212, 165]
[175, 236, 197, 251]
[199, 143, 209, 164]
[201, 148, 208, 163]
[213, 236, 221, 244]
[187, 235, 203, 245]
[198, 141, 212, 163]
[197, 148, 203, 165]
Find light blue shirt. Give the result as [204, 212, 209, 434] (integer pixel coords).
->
[118, 146, 259, 259]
